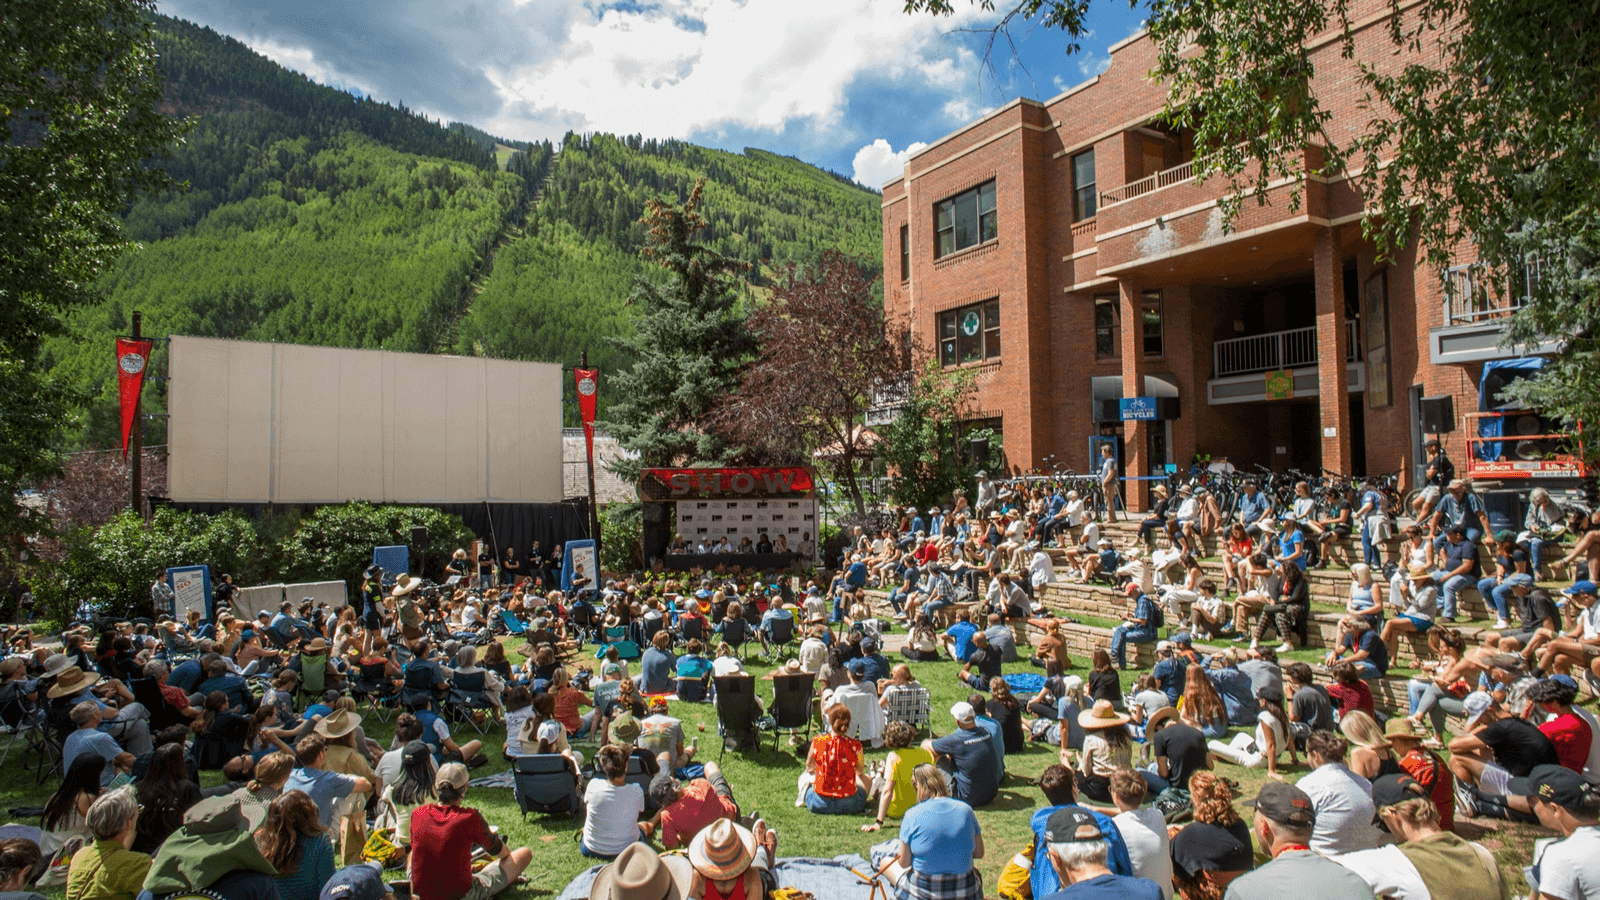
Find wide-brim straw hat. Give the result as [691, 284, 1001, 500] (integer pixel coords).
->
[590, 844, 681, 900]
[1078, 699, 1132, 730]
[1145, 706, 1181, 734]
[1384, 716, 1425, 742]
[687, 818, 756, 881]
[303, 638, 330, 655]
[48, 666, 101, 699]
[315, 709, 363, 739]
[392, 574, 421, 597]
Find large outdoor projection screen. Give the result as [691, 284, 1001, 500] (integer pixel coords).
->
[168, 335, 563, 504]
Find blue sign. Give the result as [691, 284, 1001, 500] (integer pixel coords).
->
[166, 565, 213, 621]
[1119, 397, 1158, 421]
[562, 539, 598, 595]
[372, 545, 409, 583]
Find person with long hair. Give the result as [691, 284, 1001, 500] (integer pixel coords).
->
[255, 791, 334, 900]
[987, 678, 1025, 754]
[801, 705, 869, 815]
[130, 743, 201, 854]
[380, 741, 436, 850]
[192, 690, 252, 770]
[1075, 700, 1132, 803]
[902, 614, 941, 662]
[40, 754, 102, 861]
[1251, 560, 1309, 653]
[1087, 649, 1123, 712]
[1169, 772, 1254, 900]
[1179, 666, 1229, 739]
[1207, 690, 1295, 777]
[1339, 710, 1401, 780]
[236, 751, 295, 825]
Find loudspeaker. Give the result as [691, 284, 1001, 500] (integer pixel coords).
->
[969, 438, 990, 466]
[642, 504, 666, 525]
[1420, 396, 1455, 434]
[410, 527, 430, 552]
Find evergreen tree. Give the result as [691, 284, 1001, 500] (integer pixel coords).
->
[602, 180, 755, 479]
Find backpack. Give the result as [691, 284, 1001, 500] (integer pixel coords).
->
[1146, 597, 1164, 631]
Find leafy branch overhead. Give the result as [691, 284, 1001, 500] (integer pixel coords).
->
[904, 0, 1600, 449]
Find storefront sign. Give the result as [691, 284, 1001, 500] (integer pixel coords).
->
[1118, 397, 1158, 421]
[640, 466, 816, 500]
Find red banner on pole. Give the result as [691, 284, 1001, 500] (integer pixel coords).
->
[116, 338, 154, 458]
[574, 368, 599, 465]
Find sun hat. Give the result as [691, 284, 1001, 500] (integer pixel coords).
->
[1244, 781, 1315, 828]
[1407, 562, 1434, 582]
[1462, 690, 1495, 728]
[1383, 717, 1425, 742]
[782, 659, 802, 674]
[41, 654, 72, 676]
[590, 843, 681, 900]
[314, 709, 362, 739]
[47, 666, 102, 699]
[611, 712, 642, 743]
[687, 817, 756, 881]
[1077, 699, 1132, 730]
[391, 573, 420, 597]
[1145, 707, 1181, 734]
[303, 638, 329, 655]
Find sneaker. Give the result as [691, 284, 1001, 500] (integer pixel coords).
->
[1454, 780, 1479, 819]
[1275, 643, 1293, 653]
[1583, 670, 1600, 698]
[1493, 619, 1510, 630]
[1232, 634, 1251, 643]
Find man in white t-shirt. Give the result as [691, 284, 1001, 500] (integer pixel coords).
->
[1510, 763, 1600, 900]
[1105, 768, 1173, 899]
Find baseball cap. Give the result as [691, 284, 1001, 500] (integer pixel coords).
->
[1462, 690, 1495, 728]
[1061, 675, 1084, 692]
[1508, 764, 1600, 812]
[319, 862, 391, 900]
[536, 719, 564, 744]
[1550, 674, 1580, 692]
[1041, 807, 1104, 843]
[602, 662, 622, 676]
[1370, 774, 1427, 814]
[1172, 632, 1193, 645]
[1245, 781, 1315, 828]
[401, 740, 432, 768]
[434, 761, 469, 792]
[1564, 580, 1598, 597]
[950, 701, 976, 723]
[1156, 640, 1172, 653]
[1170, 822, 1253, 879]
[844, 658, 869, 676]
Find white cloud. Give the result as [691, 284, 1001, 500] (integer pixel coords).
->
[851, 139, 928, 187]
[1077, 51, 1110, 77]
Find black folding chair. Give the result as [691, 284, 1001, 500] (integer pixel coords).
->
[447, 670, 496, 734]
[513, 753, 584, 818]
[766, 672, 816, 753]
[761, 616, 797, 661]
[130, 677, 189, 733]
[713, 675, 761, 756]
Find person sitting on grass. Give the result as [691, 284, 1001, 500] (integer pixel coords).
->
[255, 790, 335, 900]
[646, 759, 741, 850]
[582, 744, 649, 859]
[1038, 807, 1162, 899]
[1331, 774, 1507, 900]
[408, 762, 532, 900]
[1381, 718, 1454, 832]
[799, 704, 870, 815]
[923, 702, 999, 809]
[1509, 764, 1600, 900]
[1222, 781, 1375, 900]
[878, 764, 985, 900]
[861, 721, 933, 834]
[1207, 687, 1295, 778]
[1076, 700, 1132, 804]
[65, 787, 149, 900]
[958, 631, 1002, 691]
[1099, 770, 1172, 899]
[995, 765, 1134, 900]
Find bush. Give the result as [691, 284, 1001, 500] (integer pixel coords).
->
[599, 503, 642, 573]
[278, 502, 475, 586]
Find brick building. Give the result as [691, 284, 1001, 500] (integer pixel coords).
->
[879, 4, 1568, 511]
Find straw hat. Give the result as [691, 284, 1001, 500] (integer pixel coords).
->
[48, 666, 102, 699]
[1406, 563, 1433, 582]
[1077, 699, 1132, 730]
[392, 574, 421, 597]
[590, 844, 681, 900]
[1145, 706, 1181, 734]
[1384, 717, 1426, 743]
[315, 709, 363, 739]
[687, 817, 756, 881]
[303, 638, 329, 655]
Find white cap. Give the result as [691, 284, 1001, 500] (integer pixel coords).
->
[1061, 675, 1084, 692]
[536, 720, 564, 744]
[950, 701, 976, 723]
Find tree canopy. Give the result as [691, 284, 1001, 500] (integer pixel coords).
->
[905, 0, 1598, 448]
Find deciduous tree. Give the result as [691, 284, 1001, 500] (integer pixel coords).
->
[877, 361, 981, 512]
[715, 251, 912, 514]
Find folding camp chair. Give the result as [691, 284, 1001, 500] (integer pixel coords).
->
[498, 610, 528, 637]
[626, 753, 660, 812]
[400, 662, 443, 711]
[760, 616, 797, 662]
[766, 672, 816, 753]
[679, 616, 706, 646]
[717, 617, 753, 661]
[130, 677, 189, 733]
[447, 670, 496, 734]
[294, 654, 330, 709]
[513, 753, 584, 818]
[713, 675, 761, 756]
[351, 661, 399, 722]
[601, 626, 641, 661]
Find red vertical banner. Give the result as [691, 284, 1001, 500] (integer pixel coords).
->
[574, 368, 599, 466]
[116, 338, 154, 458]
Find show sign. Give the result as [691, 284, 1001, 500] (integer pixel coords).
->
[639, 466, 816, 501]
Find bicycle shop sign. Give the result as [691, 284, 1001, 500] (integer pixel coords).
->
[640, 466, 817, 501]
[1119, 397, 1159, 421]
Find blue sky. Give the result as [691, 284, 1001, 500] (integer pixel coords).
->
[159, 0, 1146, 188]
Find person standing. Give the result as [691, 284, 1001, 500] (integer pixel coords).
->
[407, 762, 532, 900]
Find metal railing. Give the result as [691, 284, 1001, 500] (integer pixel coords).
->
[1213, 321, 1361, 378]
[1443, 260, 1534, 326]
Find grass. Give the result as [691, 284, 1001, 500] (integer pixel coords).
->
[1, 633, 1553, 899]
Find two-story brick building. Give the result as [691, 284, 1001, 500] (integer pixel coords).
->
[880, 7, 1570, 510]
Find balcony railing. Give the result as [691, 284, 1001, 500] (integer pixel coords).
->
[1071, 219, 1097, 238]
[1443, 260, 1534, 327]
[1213, 321, 1361, 378]
[1100, 153, 1209, 207]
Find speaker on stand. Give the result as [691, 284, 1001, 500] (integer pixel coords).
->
[1420, 395, 1455, 436]
[411, 527, 430, 579]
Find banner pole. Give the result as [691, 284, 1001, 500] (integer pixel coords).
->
[578, 352, 602, 566]
[130, 310, 143, 519]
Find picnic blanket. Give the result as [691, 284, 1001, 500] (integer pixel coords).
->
[557, 855, 876, 900]
[1003, 673, 1045, 695]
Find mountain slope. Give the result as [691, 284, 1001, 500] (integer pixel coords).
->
[45, 14, 883, 451]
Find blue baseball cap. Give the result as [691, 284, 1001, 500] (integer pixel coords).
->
[1564, 581, 1598, 597]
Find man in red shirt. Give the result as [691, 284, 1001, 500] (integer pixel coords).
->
[1529, 677, 1594, 772]
[408, 762, 532, 900]
[644, 759, 742, 849]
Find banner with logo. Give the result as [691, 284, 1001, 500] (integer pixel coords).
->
[116, 337, 154, 458]
[574, 367, 599, 468]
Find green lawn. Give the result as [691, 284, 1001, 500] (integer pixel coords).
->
[1, 635, 1552, 898]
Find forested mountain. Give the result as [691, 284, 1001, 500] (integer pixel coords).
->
[44, 13, 882, 450]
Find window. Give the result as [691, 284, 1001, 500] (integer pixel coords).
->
[1140, 290, 1164, 357]
[1072, 150, 1097, 221]
[934, 181, 997, 258]
[938, 299, 1001, 366]
[899, 224, 910, 281]
[1093, 294, 1120, 359]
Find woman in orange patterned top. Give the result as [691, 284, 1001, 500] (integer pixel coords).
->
[801, 704, 869, 814]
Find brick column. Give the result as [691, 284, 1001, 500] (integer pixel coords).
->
[1119, 279, 1150, 512]
[1314, 227, 1353, 475]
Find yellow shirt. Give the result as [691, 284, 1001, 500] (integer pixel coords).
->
[883, 747, 934, 819]
[65, 839, 151, 900]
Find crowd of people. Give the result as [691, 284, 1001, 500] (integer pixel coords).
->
[3, 464, 1600, 900]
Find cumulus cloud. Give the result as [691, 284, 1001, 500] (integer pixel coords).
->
[851, 139, 928, 187]
[1077, 51, 1111, 77]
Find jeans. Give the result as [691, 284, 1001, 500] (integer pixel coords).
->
[924, 597, 953, 617]
[1530, 538, 1552, 573]
[1434, 573, 1472, 618]
[1351, 660, 1383, 681]
[1360, 525, 1380, 567]
[1138, 766, 1170, 796]
[1110, 624, 1157, 668]
[1137, 517, 1166, 548]
[1477, 577, 1513, 620]
[581, 833, 643, 859]
[804, 786, 867, 815]
[886, 589, 906, 614]
[1411, 681, 1467, 735]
